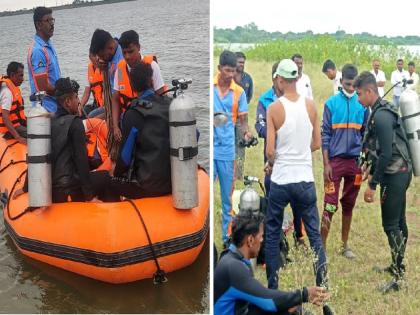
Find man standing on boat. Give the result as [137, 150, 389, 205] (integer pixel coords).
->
[27, 6, 61, 113]
[214, 50, 252, 247]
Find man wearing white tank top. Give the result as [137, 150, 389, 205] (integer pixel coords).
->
[264, 59, 333, 315]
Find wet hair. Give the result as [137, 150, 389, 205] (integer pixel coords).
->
[219, 50, 237, 67]
[33, 6, 52, 28]
[271, 61, 279, 77]
[322, 59, 336, 72]
[6, 62, 24, 77]
[341, 64, 358, 80]
[235, 52, 246, 60]
[353, 71, 378, 94]
[130, 62, 153, 93]
[119, 30, 140, 49]
[231, 210, 264, 247]
[408, 61, 415, 67]
[55, 77, 80, 104]
[90, 29, 113, 55]
[291, 53, 303, 61]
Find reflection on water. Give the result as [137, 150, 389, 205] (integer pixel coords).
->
[0, 0, 209, 313]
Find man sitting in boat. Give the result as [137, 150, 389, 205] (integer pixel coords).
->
[0, 62, 27, 144]
[111, 61, 171, 198]
[17, 78, 118, 203]
[111, 30, 166, 142]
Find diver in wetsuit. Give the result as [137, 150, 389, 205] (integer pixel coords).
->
[214, 210, 329, 315]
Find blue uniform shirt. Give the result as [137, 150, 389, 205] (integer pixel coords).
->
[27, 34, 61, 112]
[213, 76, 248, 161]
[109, 44, 123, 90]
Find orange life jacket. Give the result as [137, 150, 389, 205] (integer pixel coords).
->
[116, 55, 156, 111]
[88, 62, 104, 107]
[0, 76, 26, 134]
[84, 118, 110, 170]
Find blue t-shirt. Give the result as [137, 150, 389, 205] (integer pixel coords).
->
[213, 78, 248, 161]
[27, 34, 61, 112]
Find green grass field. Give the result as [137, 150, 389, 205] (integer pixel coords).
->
[214, 59, 420, 315]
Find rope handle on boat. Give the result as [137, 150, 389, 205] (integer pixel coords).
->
[6, 169, 37, 221]
[0, 141, 19, 167]
[0, 160, 26, 174]
[125, 199, 168, 284]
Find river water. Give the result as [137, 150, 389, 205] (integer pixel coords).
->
[0, 0, 209, 313]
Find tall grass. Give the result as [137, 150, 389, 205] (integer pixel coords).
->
[213, 57, 420, 314]
[214, 36, 420, 77]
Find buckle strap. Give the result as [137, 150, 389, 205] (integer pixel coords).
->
[170, 146, 198, 161]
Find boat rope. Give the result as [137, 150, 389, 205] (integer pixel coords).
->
[125, 198, 168, 284]
[6, 169, 37, 221]
[0, 141, 18, 166]
[103, 67, 119, 161]
[0, 160, 26, 174]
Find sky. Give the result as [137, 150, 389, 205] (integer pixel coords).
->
[1, 0, 100, 11]
[212, 0, 420, 37]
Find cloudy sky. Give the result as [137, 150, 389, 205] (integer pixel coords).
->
[212, 0, 420, 37]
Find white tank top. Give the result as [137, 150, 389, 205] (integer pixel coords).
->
[271, 95, 314, 185]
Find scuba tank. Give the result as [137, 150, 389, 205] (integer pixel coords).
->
[239, 176, 261, 213]
[27, 92, 52, 207]
[168, 79, 198, 209]
[399, 88, 420, 176]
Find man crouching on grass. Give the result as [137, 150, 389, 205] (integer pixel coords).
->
[214, 210, 330, 315]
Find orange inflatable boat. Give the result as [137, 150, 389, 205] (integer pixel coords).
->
[0, 138, 209, 284]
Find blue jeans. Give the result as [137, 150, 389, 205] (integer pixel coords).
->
[88, 106, 106, 118]
[214, 159, 236, 244]
[264, 175, 304, 240]
[265, 181, 327, 288]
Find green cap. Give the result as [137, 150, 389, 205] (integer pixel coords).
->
[273, 59, 298, 79]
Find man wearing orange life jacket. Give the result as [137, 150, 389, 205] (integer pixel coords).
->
[111, 30, 166, 142]
[0, 62, 27, 144]
[80, 50, 104, 117]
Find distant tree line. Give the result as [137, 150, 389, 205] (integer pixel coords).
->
[214, 23, 420, 45]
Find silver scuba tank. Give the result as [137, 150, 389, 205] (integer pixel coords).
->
[239, 187, 260, 212]
[239, 176, 261, 212]
[399, 89, 420, 176]
[27, 92, 52, 207]
[169, 79, 198, 209]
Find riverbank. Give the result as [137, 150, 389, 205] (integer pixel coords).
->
[0, 0, 136, 18]
[214, 58, 420, 314]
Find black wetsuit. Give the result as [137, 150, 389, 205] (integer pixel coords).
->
[111, 91, 172, 198]
[365, 98, 412, 278]
[214, 245, 309, 315]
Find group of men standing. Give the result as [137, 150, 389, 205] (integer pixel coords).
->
[214, 50, 414, 314]
[1, 6, 173, 203]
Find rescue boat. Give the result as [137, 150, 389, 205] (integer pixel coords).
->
[0, 138, 209, 284]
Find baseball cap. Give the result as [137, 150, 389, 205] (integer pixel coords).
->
[273, 59, 298, 79]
